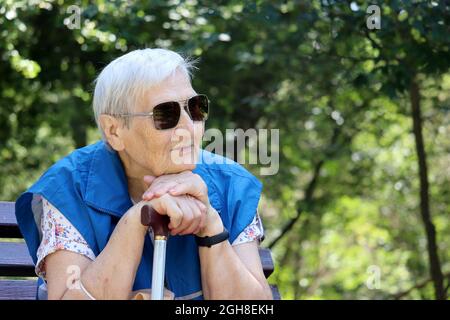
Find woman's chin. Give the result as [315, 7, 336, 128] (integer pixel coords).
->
[165, 154, 198, 174]
[167, 162, 197, 174]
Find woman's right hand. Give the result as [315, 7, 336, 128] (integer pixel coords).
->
[134, 194, 207, 236]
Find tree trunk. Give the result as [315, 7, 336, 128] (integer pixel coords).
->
[70, 108, 87, 149]
[409, 78, 446, 300]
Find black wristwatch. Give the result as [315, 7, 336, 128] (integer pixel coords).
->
[195, 228, 229, 248]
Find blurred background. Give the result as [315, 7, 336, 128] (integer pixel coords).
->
[0, 0, 449, 299]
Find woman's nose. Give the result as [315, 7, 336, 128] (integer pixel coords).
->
[172, 108, 195, 145]
[175, 106, 195, 135]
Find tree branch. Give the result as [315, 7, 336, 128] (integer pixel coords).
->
[410, 78, 446, 300]
[267, 126, 341, 249]
[392, 272, 450, 300]
[363, 27, 383, 52]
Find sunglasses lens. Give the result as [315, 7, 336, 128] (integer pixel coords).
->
[153, 102, 181, 130]
[188, 95, 209, 121]
[151, 95, 209, 130]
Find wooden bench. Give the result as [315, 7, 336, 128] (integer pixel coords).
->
[0, 201, 280, 300]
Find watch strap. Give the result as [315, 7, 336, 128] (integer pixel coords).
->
[195, 228, 229, 248]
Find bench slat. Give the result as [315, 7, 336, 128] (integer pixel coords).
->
[0, 280, 37, 300]
[0, 241, 274, 278]
[0, 280, 281, 300]
[0, 201, 22, 238]
[0, 242, 35, 277]
[259, 248, 275, 278]
[270, 285, 281, 300]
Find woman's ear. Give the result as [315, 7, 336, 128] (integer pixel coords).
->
[99, 115, 125, 151]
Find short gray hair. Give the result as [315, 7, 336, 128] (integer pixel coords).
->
[93, 48, 196, 140]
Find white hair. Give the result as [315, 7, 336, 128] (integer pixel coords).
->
[93, 48, 196, 140]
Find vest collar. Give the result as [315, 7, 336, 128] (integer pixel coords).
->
[84, 141, 133, 217]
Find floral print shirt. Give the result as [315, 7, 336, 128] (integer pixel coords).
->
[35, 196, 264, 280]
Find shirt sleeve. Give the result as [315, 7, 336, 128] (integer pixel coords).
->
[231, 212, 265, 246]
[35, 197, 96, 280]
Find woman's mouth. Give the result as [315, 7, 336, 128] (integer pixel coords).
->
[170, 144, 196, 165]
[172, 144, 193, 154]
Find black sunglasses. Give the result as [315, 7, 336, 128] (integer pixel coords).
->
[114, 94, 209, 130]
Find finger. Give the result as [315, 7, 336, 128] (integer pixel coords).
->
[158, 195, 183, 230]
[143, 172, 197, 200]
[192, 198, 207, 233]
[168, 180, 206, 203]
[142, 179, 164, 199]
[142, 180, 178, 200]
[193, 226, 202, 235]
[143, 175, 156, 186]
[180, 200, 201, 235]
[179, 198, 202, 235]
[177, 201, 194, 234]
[187, 197, 206, 230]
[152, 181, 179, 198]
[170, 200, 194, 235]
[197, 201, 207, 231]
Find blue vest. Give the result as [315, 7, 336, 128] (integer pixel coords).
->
[15, 140, 262, 300]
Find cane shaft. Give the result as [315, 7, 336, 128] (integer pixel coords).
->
[151, 239, 167, 300]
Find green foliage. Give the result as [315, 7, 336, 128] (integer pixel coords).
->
[0, 0, 449, 299]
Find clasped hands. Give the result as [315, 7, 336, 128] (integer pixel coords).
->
[136, 171, 220, 237]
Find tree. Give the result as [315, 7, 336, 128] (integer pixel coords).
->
[1, 0, 449, 299]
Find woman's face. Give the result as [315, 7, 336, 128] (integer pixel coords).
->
[116, 68, 204, 178]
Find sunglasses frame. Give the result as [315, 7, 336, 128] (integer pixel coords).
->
[112, 94, 209, 130]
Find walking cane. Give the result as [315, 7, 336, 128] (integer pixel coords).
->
[140, 204, 170, 300]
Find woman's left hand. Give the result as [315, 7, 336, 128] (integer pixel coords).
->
[142, 171, 209, 207]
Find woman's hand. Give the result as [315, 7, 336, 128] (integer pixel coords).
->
[141, 171, 224, 237]
[142, 171, 209, 207]
[135, 194, 207, 236]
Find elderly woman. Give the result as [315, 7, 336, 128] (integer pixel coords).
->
[15, 48, 272, 300]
